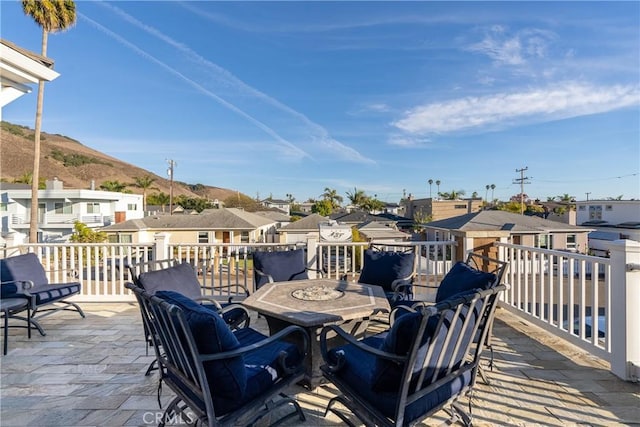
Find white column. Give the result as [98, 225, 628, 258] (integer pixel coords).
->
[154, 232, 171, 261]
[608, 239, 640, 382]
[306, 235, 319, 279]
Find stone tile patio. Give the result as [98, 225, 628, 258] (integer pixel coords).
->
[1, 303, 638, 426]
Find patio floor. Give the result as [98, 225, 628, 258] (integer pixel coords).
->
[1, 303, 638, 426]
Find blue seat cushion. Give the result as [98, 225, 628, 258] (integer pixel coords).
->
[358, 250, 414, 293]
[138, 262, 202, 300]
[436, 261, 496, 303]
[252, 249, 308, 289]
[0, 253, 49, 297]
[155, 290, 246, 400]
[327, 332, 473, 423]
[29, 283, 81, 305]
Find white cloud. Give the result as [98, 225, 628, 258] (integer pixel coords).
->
[392, 82, 640, 135]
[467, 26, 555, 66]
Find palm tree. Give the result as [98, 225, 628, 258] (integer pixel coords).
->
[133, 175, 157, 211]
[485, 184, 490, 204]
[321, 187, 343, 209]
[99, 180, 128, 192]
[345, 187, 367, 208]
[490, 184, 496, 204]
[428, 179, 433, 198]
[23, 0, 76, 243]
[435, 180, 441, 198]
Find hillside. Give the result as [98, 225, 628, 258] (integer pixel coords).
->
[0, 122, 240, 202]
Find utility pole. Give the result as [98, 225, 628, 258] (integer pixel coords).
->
[585, 192, 591, 201]
[167, 159, 176, 215]
[513, 167, 531, 215]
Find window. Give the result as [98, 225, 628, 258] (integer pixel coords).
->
[566, 234, 576, 249]
[54, 202, 72, 214]
[198, 232, 209, 243]
[578, 205, 586, 211]
[87, 202, 100, 214]
[588, 205, 602, 220]
[535, 234, 553, 250]
[127, 204, 137, 211]
[108, 234, 132, 243]
[605, 205, 613, 211]
[240, 231, 250, 243]
[0, 203, 6, 212]
[454, 204, 466, 209]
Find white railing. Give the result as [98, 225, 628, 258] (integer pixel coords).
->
[496, 242, 612, 360]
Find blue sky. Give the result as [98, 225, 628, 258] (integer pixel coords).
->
[2, 1, 639, 204]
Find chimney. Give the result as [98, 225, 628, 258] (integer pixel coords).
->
[90, 180, 95, 190]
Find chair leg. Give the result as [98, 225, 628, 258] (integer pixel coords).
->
[145, 359, 158, 376]
[3, 309, 8, 356]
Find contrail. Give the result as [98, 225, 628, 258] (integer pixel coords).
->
[78, 12, 309, 160]
[95, 1, 375, 164]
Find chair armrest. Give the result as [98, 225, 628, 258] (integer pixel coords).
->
[219, 303, 251, 329]
[200, 284, 251, 298]
[200, 325, 309, 374]
[1, 281, 36, 309]
[193, 296, 223, 310]
[254, 268, 275, 283]
[319, 324, 406, 372]
[1, 280, 34, 292]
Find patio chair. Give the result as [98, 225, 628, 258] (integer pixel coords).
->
[126, 283, 308, 427]
[128, 259, 251, 375]
[252, 248, 320, 290]
[1, 283, 32, 355]
[320, 284, 507, 427]
[356, 245, 417, 304]
[392, 252, 509, 383]
[0, 253, 85, 336]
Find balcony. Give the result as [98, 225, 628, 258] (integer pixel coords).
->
[1, 238, 638, 425]
[1, 302, 638, 425]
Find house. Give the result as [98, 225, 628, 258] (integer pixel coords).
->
[261, 198, 290, 215]
[423, 210, 592, 261]
[404, 196, 483, 222]
[101, 207, 278, 245]
[356, 221, 410, 243]
[278, 214, 328, 244]
[0, 179, 143, 243]
[1, 38, 59, 107]
[575, 200, 640, 256]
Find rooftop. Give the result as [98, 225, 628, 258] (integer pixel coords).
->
[1, 303, 638, 426]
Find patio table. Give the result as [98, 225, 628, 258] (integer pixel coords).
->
[242, 278, 390, 389]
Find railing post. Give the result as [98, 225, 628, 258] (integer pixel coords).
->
[306, 235, 319, 279]
[608, 239, 640, 382]
[3, 232, 26, 257]
[154, 232, 171, 261]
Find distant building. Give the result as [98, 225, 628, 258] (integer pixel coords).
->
[261, 199, 290, 215]
[575, 200, 640, 256]
[0, 179, 143, 243]
[404, 197, 483, 222]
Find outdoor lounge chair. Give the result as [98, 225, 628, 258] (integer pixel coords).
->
[128, 259, 251, 375]
[252, 248, 321, 290]
[0, 253, 85, 336]
[1, 283, 32, 355]
[320, 284, 507, 427]
[126, 283, 308, 427]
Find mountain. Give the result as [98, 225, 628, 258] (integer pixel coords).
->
[0, 121, 240, 202]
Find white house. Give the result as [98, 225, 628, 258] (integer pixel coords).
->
[0, 179, 143, 243]
[1, 39, 59, 108]
[576, 199, 640, 256]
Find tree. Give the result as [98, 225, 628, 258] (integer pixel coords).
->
[147, 192, 170, 212]
[133, 175, 157, 211]
[69, 221, 107, 243]
[485, 184, 490, 203]
[345, 187, 367, 208]
[321, 187, 343, 209]
[311, 199, 333, 216]
[435, 180, 441, 197]
[13, 172, 45, 189]
[428, 179, 434, 198]
[490, 184, 495, 203]
[223, 193, 262, 212]
[440, 189, 465, 200]
[23, 0, 77, 243]
[99, 180, 128, 192]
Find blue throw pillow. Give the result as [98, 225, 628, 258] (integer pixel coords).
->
[436, 262, 496, 303]
[138, 262, 202, 300]
[252, 249, 308, 289]
[155, 290, 246, 399]
[0, 253, 49, 297]
[358, 250, 415, 292]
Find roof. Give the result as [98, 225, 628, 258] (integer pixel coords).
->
[253, 210, 291, 222]
[102, 208, 275, 232]
[424, 210, 590, 234]
[280, 214, 328, 231]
